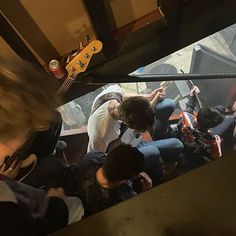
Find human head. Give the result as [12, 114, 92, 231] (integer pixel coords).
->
[103, 144, 145, 182]
[119, 96, 155, 132]
[197, 107, 224, 130]
[0, 56, 60, 144]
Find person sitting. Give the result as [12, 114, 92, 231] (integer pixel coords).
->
[0, 176, 84, 236]
[178, 86, 235, 165]
[87, 84, 184, 169]
[64, 144, 153, 217]
[213, 101, 236, 150]
[0, 56, 83, 235]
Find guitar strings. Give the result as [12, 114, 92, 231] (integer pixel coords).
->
[6, 76, 74, 167]
[5, 131, 36, 168]
[57, 78, 74, 97]
[56, 76, 74, 97]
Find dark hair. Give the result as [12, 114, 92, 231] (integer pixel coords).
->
[119, 96, 155, 131]
[103, 144, 145, 181]
[197, 107, 224, 130]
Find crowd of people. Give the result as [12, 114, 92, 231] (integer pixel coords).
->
[0, 56, 235, 236]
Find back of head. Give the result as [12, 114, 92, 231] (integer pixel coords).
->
[119, 96, 155, 131]
[103, 144, 145, 181]
[0, 56, 60, 142]
[197, 107, 224, 130]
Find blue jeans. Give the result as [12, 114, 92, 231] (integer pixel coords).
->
[151, 98, 175, 140]
[138, 145, 162, 186]
[149, 98, 184, 159]
[137, 137, 184, 185]
[138, 138, 184, 163]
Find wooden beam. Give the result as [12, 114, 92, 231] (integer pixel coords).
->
[82, 0, 119, 57]
[0, 12, 40, 66]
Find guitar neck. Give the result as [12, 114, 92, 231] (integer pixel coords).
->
[5, 131, 36, 168]
[56, 75, 75, 98]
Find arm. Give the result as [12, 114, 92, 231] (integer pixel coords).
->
[185, 86, 200, 114]
[87, 135, 108, 153]
[123, 88, 165, 102]
[209, 135, 222, 159]
[36, 197, 69, 235]
[198, 134, 222, 159]
[139, 172, 153, 192]
[0, 187, 69, 236]
[132, 172, 153, 193]
[34, 188, 69, 235]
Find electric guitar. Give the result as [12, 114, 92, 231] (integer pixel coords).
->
[2, 40, 103, 181]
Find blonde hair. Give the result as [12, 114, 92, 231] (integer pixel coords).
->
[0, 56, 60, 142]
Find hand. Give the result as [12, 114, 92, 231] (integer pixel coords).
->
[47, 187, 66, 198]
[231, 100, 236, 112]
[215, 135, 222, 145]
[150, 88, 165, 101]
[190, 86, 200, 96]
[0, 160, 22, 179]
[139, 172, 152, 192]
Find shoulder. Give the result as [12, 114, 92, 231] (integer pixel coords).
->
[94, 85, 124, 103]
[103, 84, 124, 94]
[80, 152, 106, 167]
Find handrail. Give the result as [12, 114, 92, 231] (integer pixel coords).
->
[79, 72, 236, 84]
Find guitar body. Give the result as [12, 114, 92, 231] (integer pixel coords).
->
[15, 154, 37, 181]
[3, 112, 62, 181]
[21, 154, 37, 168]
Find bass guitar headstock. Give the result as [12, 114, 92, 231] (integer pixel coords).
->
[66, 40, 103, 78]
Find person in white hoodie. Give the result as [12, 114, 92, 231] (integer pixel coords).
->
[87, 84, 184, 185]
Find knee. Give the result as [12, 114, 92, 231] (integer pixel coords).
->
[171, 138, 184, 152]
[164, 98, 176, 113]
[143, 145, 161, 162]
[155, 98, 175, 114]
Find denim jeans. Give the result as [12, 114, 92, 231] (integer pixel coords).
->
[149, 98, 184, 160]
[137, 137, 184, 185]
[151, 98, 176, 140]
[138, 138, 184, 163]
[137, 144, 162, 186]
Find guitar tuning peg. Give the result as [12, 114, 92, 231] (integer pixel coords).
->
[79, 42, 84, 50]
[77, 60, 85, 68]
[84, 53, 90, 59]
[85, 35, 90, 43]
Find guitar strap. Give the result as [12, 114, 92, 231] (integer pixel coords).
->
[91, 92, 123, 115]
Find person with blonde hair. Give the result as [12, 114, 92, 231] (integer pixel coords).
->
[0, 56, 83, 236]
